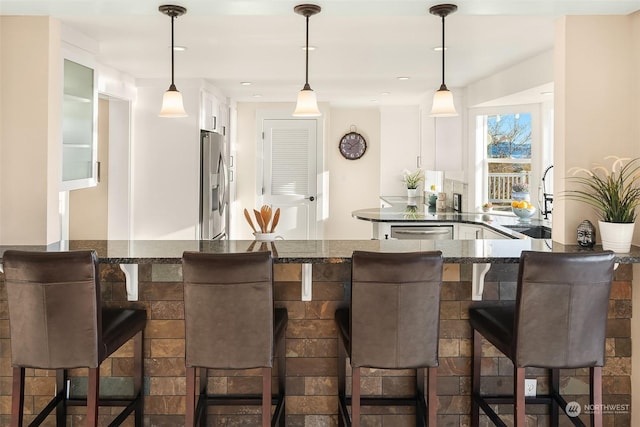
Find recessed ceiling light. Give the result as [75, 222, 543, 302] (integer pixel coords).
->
[301, 46, 317, 51]
[541, 91, 553, 96]
[172, 46, 187, 52]
[252, 94, 263, 98]
[370, 99, 379, 103]
[240, 82, 252, 86]
[397, 76, 410, 81]
[433, 46, 448, 52]
[381, 92, 391, 96]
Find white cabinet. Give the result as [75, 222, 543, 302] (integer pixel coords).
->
[456, 224, 483, 239]
[456, 223, 509, 239]
[434, 115, 463, 171]
[380, 106, 421, 195]
[61, 55, 98, 190]
[200, 91, 220, 132]
[218, 102, 229, 137]
[482, 227, 509, 239]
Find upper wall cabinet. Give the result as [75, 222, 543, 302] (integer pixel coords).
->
[61, 55, 98, 191]
[434, 115, 463, 171]
[200, 91, 220, 133]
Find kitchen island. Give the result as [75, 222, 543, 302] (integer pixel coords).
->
[0, 239, 636, 426]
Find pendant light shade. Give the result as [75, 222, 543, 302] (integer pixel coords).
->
[429, 4, 458, 117]
[159, 5, 188, 118]
[293, 4, 321, 117]
[431, 85, 457, 117]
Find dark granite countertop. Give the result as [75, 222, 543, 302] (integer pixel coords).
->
[1, 239, 639, 264]
[352, 196, 551, 239]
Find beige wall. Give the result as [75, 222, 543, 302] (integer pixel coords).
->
[325, 108, 380, 239]
[0, 16, 61, 244]
[552, 14, 640, 425]
[630, 12, 640, 427]
[69, 98, 109, 239]
[554, 15, 640, 245]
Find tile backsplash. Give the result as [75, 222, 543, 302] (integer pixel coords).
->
[443, 177, 467, 211]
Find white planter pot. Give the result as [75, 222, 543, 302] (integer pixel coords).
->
[598, 220, 635, 253]
[407, 189, 418, 198]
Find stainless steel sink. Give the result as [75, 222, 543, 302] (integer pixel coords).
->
[504, 224, 552, 239]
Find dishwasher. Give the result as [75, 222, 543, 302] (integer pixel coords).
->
[389, 225, 454, 240]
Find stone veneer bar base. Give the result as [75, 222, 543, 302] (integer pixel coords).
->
[0, 262, 632, 426]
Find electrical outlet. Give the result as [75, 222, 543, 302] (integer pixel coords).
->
[525, 379, 537, 397]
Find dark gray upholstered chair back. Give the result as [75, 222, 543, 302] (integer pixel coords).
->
[4, 250, 103, 369]
[514, 250, 615, 368]
[350, 250, 443, 369]
[182, 251, 274, 369]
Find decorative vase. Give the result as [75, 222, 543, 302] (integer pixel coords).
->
[598, 220, 635, 253]
[407, 188, 418, 199]
[511, 191, 530, 202]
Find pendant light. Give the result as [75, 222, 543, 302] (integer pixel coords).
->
[429, 4, 458, 117]
[293, 4, 322, 117]
[159, 4, 188, 118]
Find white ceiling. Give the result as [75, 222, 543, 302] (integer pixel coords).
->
[2, 0, 639, 106]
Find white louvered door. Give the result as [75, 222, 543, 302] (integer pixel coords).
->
[262, 119, 317, 239]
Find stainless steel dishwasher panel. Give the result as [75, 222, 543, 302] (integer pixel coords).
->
[390, 225, 454, 240]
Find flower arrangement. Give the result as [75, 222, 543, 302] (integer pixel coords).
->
[402, 169, 424, 189]
[566, 156, 640, 223]
[482, 202, 493, 212]
[511, 182, 529, 193]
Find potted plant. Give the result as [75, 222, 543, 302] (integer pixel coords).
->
[511, 182, 530, 202]
[482, 202, 493, 212]
[566, 156, 640, 253]
[402, 169, 424, 199]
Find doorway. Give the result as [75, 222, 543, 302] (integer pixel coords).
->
[258, 116, 321, 239]
[66, 96, 131, 240]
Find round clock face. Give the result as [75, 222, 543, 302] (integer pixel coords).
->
[339, 132, 367, 160]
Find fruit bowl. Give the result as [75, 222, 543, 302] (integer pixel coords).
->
[512, 206, 536, 222]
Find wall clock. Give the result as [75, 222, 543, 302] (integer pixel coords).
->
[339, 130, 367, 160]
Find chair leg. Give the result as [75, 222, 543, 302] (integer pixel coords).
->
[11, 367, 25, 427]
[133, 330, 144, 427]
[262, 367, 272, 427]
[352, 367, 361, 427]
[56, 369, 67, 427]
[277, 332, 286, 427]
[337, 341, 347, 427]
[471, 329, 481, 427]
[185, 367, 196, 427]
[591, 366, 603, 427]
[416, 369, 426, 427]
[427, 367, 437, 427]
[550, 368, 559, 427]
[514, 367, 525, 427]
[199, 368, 207, 427]
[86, 367, 99, 427]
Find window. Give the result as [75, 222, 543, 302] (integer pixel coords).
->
[469, 102, 553, 215]
[484, 113, 532, 206]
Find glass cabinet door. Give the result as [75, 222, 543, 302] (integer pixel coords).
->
[62, 58, 97, 190]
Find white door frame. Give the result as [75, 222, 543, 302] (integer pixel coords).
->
[256, 109, 325, 239]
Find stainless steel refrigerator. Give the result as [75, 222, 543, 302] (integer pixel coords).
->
[200, 130, 228, 240]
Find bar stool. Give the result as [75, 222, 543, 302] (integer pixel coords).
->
[469, 250, 615, 427]
[335, 250, 443, 427]
[182, 251, 287, 427]
[3, 250, 146, 427]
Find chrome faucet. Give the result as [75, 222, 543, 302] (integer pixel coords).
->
[541, 165, 553, 220]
